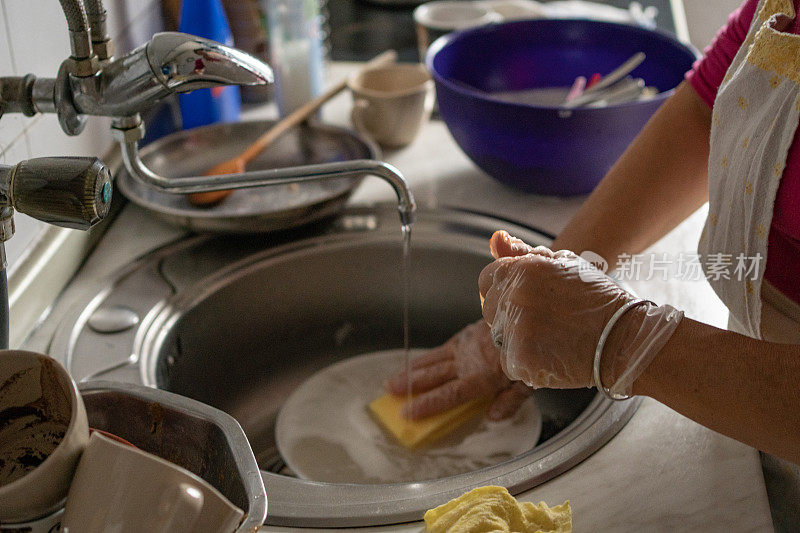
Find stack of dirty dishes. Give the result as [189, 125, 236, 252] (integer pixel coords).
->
[0, 351, 266, 532]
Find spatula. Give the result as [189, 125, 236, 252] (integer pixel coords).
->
[188, 49, 399, 207]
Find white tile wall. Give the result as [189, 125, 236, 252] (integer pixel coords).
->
[0, 0, 162, 270]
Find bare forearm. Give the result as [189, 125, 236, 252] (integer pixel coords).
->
[553, 82, 711, 259]
[632, 318, 800, 463]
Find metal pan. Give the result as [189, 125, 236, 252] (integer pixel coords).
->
[79, 381, 268, 531]
[115, 120, 380, 233]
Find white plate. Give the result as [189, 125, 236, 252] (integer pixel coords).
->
[275, 349, 542, 484]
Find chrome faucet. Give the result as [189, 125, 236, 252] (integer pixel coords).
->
[3, 31, 273, 136]
[0, 0, 416, 227]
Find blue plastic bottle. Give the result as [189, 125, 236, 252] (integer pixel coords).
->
[178, 0, 241, 129]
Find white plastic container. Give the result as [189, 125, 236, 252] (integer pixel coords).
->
[265, 0, 326, 116]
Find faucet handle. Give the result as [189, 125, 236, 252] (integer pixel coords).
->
[147, 32, 273, 93]
[9, 157, 112, 230]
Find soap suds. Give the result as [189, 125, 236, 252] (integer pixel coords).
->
[276, 349, 542, 484]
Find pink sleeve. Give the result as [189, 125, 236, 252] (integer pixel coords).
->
[685, 0, 759, 108]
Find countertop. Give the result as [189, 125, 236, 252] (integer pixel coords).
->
[23, 62, 772, 531]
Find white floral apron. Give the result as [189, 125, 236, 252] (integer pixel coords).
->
[701, 1, 800, 524]
[701, 0, 800, 339]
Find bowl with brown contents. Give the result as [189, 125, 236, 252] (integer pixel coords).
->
[0, 350, 89, 530]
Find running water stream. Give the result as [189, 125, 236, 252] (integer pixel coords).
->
[401, 223, 413, 403]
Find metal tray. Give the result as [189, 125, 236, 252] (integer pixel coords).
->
[79, 381, 267, 532]
[116, 120, 380, 233]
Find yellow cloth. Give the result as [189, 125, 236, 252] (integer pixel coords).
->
[424, 486, 572, 533]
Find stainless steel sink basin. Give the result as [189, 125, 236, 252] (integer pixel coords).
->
[50, 207, 639, 527]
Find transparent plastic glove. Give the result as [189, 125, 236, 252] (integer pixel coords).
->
[383, 232, 565, 420]
[480, 231, 684, 396]
[384, 320, 532, 421]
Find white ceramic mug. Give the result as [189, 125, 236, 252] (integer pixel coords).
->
[62, 432, 244, 533]
[0, 350, 89, 532]
[413, 1, 504, 61]
[347, 63, 435, 148]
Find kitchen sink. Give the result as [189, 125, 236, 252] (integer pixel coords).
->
[49, 206, 639, 527]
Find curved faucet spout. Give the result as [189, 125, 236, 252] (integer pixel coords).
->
[118, 138, 416, 227]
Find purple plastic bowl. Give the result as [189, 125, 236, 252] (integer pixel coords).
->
[427, 19, 699, 195]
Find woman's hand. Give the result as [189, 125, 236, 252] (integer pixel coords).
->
[384, 321, 531, 421]
[479, 232, 683, 395]
[384, 232, 543, 421]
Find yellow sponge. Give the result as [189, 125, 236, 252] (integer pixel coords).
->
[368, 394, 490, 449]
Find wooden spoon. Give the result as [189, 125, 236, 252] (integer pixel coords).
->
[188, 49, 399, 207]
